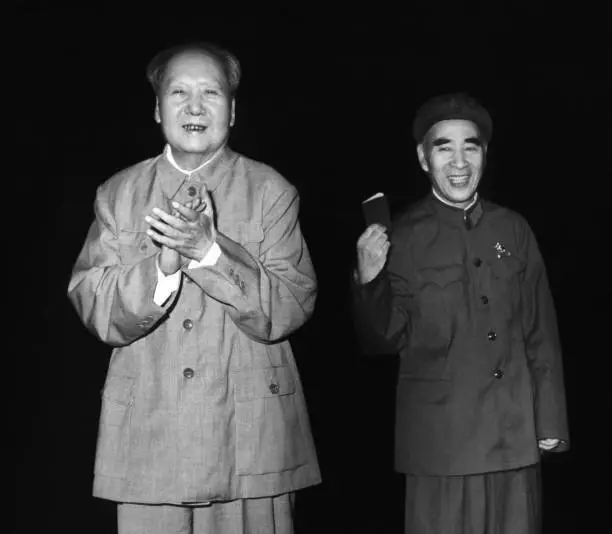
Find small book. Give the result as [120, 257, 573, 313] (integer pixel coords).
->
[362, 192, 391, 228]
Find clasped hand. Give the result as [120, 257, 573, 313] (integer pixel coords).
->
[145, 191, 216, 273]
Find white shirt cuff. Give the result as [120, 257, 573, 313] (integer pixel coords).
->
[188, 242, 221, 268]
[154, 261, 181, 306]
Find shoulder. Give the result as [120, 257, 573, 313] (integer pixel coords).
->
[392, 196, 437, 239]
[233, 152, 296, 198]
[483, 199, 535, 240]
[97, 156, 159, 202]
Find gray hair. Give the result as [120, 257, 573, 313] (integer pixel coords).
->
[146, 41, 241, 97]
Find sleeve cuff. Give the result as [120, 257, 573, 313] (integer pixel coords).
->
[188, 242, 222, 268]
[154, 260, 181, 306]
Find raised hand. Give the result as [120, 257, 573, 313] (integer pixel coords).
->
[146, 186, 217, 265]
[356, 224, 390, 284]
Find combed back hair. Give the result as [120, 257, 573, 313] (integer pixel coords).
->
[146, 41, 241, 97]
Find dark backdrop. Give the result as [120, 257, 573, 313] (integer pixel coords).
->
[14, 3, 607, 533]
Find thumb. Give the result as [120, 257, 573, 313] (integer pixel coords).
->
[200, 185, 215, 219]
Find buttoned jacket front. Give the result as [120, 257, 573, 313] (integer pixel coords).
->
[354, 195, 569, 476]
[68, 147, 320, 504]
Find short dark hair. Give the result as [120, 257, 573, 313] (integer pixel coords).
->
[146, 41, 241, 97]
[412, 92, 493, 145]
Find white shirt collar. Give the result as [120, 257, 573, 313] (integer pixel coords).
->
[164, 144, 224, 175]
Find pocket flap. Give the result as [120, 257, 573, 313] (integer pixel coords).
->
[412, 265, 465, 290]
[237, 221, 264, 243]
[234, 365, 296, 402]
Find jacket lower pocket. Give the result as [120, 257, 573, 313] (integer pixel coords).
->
[233, 365, 308, 475]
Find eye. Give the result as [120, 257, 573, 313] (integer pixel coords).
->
[465, 145, 480, 152]
[204, 88, 221, 96]
[437, 146, 452, 152]
[171, 88, 186, 96]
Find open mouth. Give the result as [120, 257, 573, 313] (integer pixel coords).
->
[183, 124, 208, 134]
[448, 174, 470, 187]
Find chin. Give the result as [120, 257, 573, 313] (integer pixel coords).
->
[177, 141, 212, 153]
[444, 190, 476, 205]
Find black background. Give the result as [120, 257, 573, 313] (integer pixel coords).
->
[14, 3, 608, 533]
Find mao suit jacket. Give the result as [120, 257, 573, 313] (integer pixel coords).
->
[354, 195, 569, 476]
[68, 148, 320, 503]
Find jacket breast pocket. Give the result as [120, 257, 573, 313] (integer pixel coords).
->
[490, 254, 526, 309]
[117, 229, 155, 265]
[95, 375, 134, 478]
[233, 365, 308, 475]
[235, 221, 264, 258]
[491, 254, 526, 281]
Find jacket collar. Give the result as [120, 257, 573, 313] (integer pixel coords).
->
[155, 145, 237, 201]
[428, 191, 484, 230]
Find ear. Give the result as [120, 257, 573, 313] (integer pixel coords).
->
[229, 98, 236, 127]
[154, 98, 161, 124]
[417, 144, 429, 172]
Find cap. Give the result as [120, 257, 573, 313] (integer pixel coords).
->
[412, 92, 493, 144]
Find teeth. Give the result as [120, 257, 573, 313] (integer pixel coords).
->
[184, 124, 206, 132]
[449, 175, 469, 186]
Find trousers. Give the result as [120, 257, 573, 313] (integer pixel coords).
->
[404, 465, 541, 533]
[117, 493, 294, 534]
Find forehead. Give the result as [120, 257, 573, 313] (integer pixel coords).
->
[164, 51, 227, 86]
[428, 119, 480, 142]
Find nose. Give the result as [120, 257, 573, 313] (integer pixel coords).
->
[452, 149, 468, 168]
[186, 94, 205, 115]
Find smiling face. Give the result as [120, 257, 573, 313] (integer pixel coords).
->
[154, 50, 235, 170]
[417, 119, 487, 208]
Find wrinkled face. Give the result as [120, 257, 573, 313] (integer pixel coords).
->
[417, 119, 486, 208]
[154, 51, 235, 170]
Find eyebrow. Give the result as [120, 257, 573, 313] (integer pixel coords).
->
[432, 136, 482, 147]
[432, 137, 451, 147]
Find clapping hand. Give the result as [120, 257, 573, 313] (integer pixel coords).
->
[146, 187, 216, 274]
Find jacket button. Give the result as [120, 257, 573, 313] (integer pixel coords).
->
[183, 319, 193, 330]
[481, 295, 489, 304]
[269, 383, 280, 394]
[473, 258, 482, 267]
[187, 186, 197, 197]
[183, 368, 195, 379]
[492, 369, 504, 379]
[487, 330, 497, 341]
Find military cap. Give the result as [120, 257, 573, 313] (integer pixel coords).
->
[412, 92, 493, 144]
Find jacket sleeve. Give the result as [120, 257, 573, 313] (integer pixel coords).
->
[184, 186, 316, 343]
[351, 229, 412, 355]
[521, 222, 570, 451]
[67, 187, 175, 347]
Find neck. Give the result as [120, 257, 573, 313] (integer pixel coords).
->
[166, 144, 225, 174]
[432, 188, 478, 210]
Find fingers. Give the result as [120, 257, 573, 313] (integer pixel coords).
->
[146, 228, 174, 246]
[538, 438, 560, 451]
[185, 197, 207, 212]
[145, 208, 184, 236]
[171, 201, 202, 222]
[357, 223, 389, 250]
[172, 190, 211, 223]
[199, 185, 215, 218]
